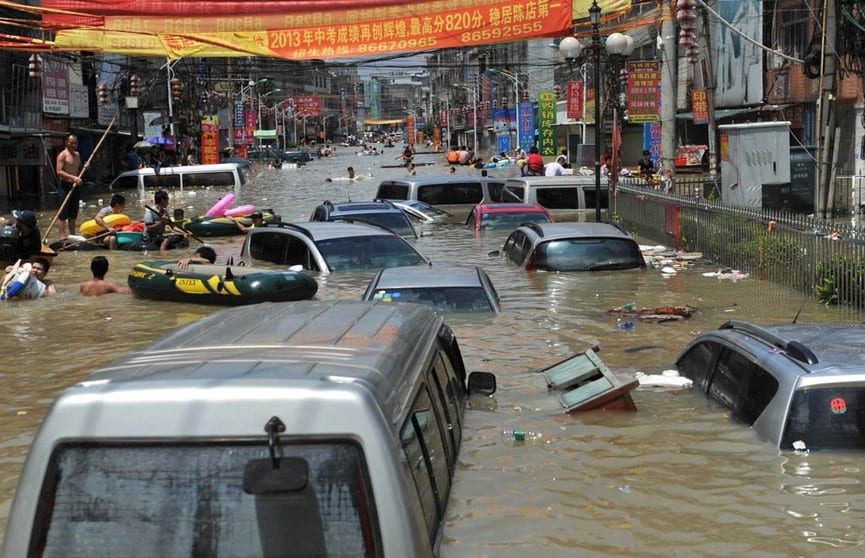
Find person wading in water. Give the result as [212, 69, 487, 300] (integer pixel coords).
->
[55, 134, 89, 242]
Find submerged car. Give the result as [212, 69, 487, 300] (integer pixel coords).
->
[465, 203, 554, 231]
[362, 265, 501, 313]
[501, 222, 645, 271]
[388, 199, 452, 223]
[310, 200, 418, 239]
[240, 221, 429, 273]
[676, 320, 865, 451]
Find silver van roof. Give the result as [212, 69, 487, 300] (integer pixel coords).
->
[89, 300, 440, 384]
[82, 301, 443, 422]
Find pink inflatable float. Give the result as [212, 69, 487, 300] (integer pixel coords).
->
[223, 204, 256, 218]
[205, 193, 236, 218]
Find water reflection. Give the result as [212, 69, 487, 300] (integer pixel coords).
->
[2, 148, 865, 555]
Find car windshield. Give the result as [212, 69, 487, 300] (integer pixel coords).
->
[331, 213, 416, 238]
[34, 442, 377, 557]
[479, 211, 550, 230]
[371, 287, 493, 313]
[317, 236, 427, 272]
[406, 202, 450, 219]
[782, 386, 865, 450]
[534, 238, 643, 271]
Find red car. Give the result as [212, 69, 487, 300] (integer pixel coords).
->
[465, 203, 554, 231]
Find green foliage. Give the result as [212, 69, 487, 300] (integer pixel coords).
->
[815, 255, 865, 307]
[749, 233, 802, 277]
[815, 277, 839, 306]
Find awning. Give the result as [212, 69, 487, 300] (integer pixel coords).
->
[676, 104, 795, 121]
[363, 118, 406, 126]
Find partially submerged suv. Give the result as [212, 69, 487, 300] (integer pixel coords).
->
[2, 300, 496, 557]
[310, 199, 418, 239]
[676, 320, 865, 451]
[501, 222, 645, 271]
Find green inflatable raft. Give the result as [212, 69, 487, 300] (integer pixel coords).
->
[128, 261, 317, 305]
[180, 210, 281, 237]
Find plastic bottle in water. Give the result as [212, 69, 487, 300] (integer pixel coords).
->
[501, 429, 544, 444]
[618, 321, 635, 330]
[620, 302, 636, 311]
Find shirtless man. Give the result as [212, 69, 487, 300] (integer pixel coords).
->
[55, 134, 89, 241]
[79, 256, 130, 296]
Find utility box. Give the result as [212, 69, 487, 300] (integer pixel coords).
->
[719, 122, 791, 208]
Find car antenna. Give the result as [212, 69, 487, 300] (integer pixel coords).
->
[792, 295, 808, 324]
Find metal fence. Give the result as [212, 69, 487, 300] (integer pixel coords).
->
[614, 181, 865, 309]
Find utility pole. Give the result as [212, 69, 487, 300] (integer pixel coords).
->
[659, 1, 677, 177]
[700, 3, 719, 186]
[816, 0, 837, 218]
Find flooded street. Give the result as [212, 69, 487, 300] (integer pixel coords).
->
[2, 146, 865, 556]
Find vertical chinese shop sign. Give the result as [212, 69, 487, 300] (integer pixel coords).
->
[201, 115, 219, 165]
[538, 90, 557, 157]
[518, 101, 535, 149]
[691, 89, 709, 125]
[626, 60, 660, 124]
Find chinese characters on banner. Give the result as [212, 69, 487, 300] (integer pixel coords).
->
[200, 115, 219, 164]
[643, 122, 661, 169]
[289, 96, 322, 117]
[537, 90, 557, 157]
[518, 101, 534, 149]
[691, 89, 709, 124]
[48, 0, 574, 60]
[566, 81, 583, 120]
[42, 56, 69, 115]
[233, 100, 246, 146]
[406, 115, 415, 147]
[626, 60, 660, 124]
[244, 108, 257, 146]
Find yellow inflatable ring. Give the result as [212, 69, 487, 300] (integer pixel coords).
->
[80, 213, 131, 237]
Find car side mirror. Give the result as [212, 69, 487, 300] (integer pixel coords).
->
[468, 371, 496, 395]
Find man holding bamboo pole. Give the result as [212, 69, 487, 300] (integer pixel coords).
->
[54, 134, 89, 241]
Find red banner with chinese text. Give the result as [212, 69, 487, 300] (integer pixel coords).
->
[626, 60, 660, 124]
[290, 96, 322, 117]
[691, 89, 709, 125]
[45, 0, 574, 60]
[566, 81, 582, 120]
[200, 115, 219, 165]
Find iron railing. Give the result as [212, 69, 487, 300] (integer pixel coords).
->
[614, 180, 865, 309]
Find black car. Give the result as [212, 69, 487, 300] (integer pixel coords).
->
[310, 200, 418, 239]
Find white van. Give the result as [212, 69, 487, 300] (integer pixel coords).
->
[376, 176, 506, 215]
[501, 175, 610, 219]
[2, 300, 496, 558]
[108, 162, 249, 190]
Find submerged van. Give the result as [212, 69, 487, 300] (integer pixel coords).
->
[376, 176, 506, 215]
[2, 300, 496, 558]
[108, 162, 248, 190]
[502, 175, 610, 220]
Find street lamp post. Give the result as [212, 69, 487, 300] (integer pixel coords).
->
[590, 0, 602, 222]
[491, 69, 522, 150]
[257, 88, 281, 148]
[559, 0, 633, 222]
[455, 82, 478, 155]
[230, 78, 266, 151]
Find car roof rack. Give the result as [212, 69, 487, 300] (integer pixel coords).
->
[267, 222, 314, 241]
[523, 222, 546, 237]
[720, 320, 819, 365]
[602, 221, 631, 236]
